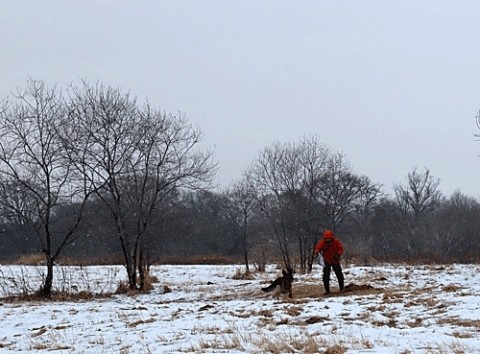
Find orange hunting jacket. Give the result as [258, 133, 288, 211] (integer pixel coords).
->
[314, 234, 344, 264]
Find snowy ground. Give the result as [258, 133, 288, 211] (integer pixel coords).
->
[0, 262, 479, 353]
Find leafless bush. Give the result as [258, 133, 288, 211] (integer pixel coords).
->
[0, 267, 36, 297]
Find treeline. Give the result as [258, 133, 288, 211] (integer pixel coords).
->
[1, 173, 479, 267]
[0, 80, 479, 297]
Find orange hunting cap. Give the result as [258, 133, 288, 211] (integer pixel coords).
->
[323, 229, 334, 239]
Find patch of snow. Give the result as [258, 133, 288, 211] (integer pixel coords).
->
[0, 263, 479, 353]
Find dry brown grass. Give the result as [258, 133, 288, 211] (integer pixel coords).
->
[442, 284, 462, 292]
[115, 281, 130, 294]
[407, 317, 423, 328]
[155, 254, 242, 265]
[1, 289, 108, 302]
[3, 254, 244, 266]
[13, 253, 45, 265]
[451, 331, 474, 339]
[285, 305, 303, 316]
[382, 291, 408, 303]
[127, 317, 156, 328]
[114, 270, 158, 295]
[2, 290, 111, 303]
[305, 315, 330, 324]
[437, 317, 480, 329]
[324, 344, 347, 354]
[231, 268, 256, 280]
[423, 341, 478, 354]
[3, 254, 127, 266]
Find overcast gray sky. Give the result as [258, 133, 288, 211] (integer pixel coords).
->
[2, 1, 480, 197]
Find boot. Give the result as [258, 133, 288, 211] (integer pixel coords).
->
[339, 275, 345, 292]
[323, 282, 330, 295]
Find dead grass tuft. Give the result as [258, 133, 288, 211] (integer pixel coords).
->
[145, 272, 159, 284]
[285, 305, 302, 316]
[442, 284, 461, 292]
[115, 281, 130, 294]
[367, 305, 386, 312]
[342, 283, 380, 297]
[49, 290, 97, 301]
[31, 327, 47, 337]
[305, 315, 330, 324]
[383, 291, 407, 304]
[114, 277, 155, 295]
[258, 309, 274, 317]
[324, 344, 347, 354]
[160, 285, 172, 294]
[423, 341, 478, 354]
[438, 317, 480, 328]
[231, 268, 256, 280]
[414, 297, 437, 307]
[276, 317, 289, 325]
[128, 317, 156, 328]
[407, 318, 423, 328]
[451, 331, 473, 339]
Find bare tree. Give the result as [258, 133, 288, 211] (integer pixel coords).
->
[392, 167, 442, 258]
[0, 80, 94, 298]
[65, 82, 216, 290]
[249, 136, 333, 273]
[430, 191, 480, 260]
[394, 167, 442, 218]
[249, 136, 382, 273]
[249, 141, 299, 272]
[315, 153, 381, 229]
[294, 136, 331, 272]
[223, 173, 258, 272]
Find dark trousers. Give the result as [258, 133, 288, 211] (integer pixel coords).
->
[322, 263, 344, 293]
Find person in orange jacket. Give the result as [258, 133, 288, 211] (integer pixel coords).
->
[314, 229, 345, 295]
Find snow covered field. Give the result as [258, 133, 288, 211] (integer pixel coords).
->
[0, 262, 479, 353]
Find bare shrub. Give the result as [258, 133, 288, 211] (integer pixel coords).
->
[0, 267, 40, 298]
[251, 243, 269, 272]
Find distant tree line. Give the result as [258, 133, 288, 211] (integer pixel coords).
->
[0, 80, 479, 297]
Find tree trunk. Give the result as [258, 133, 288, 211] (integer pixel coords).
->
[243, 249, 250, 272]
[39, 256, 54, 299]
[126, 260, 138, 290]
[138, 249, 146, 291]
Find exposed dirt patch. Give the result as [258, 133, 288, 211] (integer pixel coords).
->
[344, 283, 375, 292]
